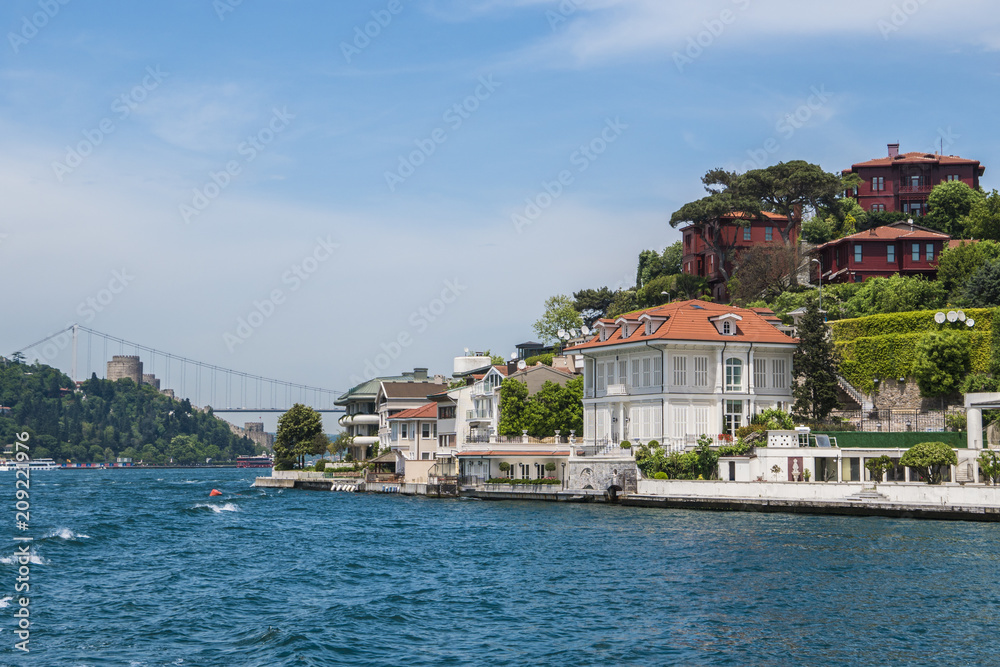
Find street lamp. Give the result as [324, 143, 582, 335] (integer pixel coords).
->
[660, 291, 670, 304]
[810, 258, 822, 310]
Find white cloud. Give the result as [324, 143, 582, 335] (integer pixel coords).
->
[472, 0, 1000, 66]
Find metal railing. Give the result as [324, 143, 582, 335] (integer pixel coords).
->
[828, 408, 963, 433]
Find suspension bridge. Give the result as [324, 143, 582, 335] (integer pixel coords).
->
[12, 325, 346, 414]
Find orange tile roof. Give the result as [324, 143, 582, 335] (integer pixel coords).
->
[814, 223, 950, 250]
[849, 151, 982, 169]
[387, 403, 437, 421]
[571, 300, 796, 350]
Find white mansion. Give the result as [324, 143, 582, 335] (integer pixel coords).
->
[571, 300, 798, 451]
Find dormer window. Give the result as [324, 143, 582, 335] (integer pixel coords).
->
[615, 317, 635, 339]
[711, 313, 742, 336]
[638, 313, 667, 336]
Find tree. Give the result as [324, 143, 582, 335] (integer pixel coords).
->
[936, 240, 1000, 299]
[966, 190, 1000, 241]
[636, 275, 675, 308]
[533, 295, 583, 344]
[736, 161, 859, 245]
[801, 216, 834, 244]
[275, 403, 323, 469]
[964, 259, 1000, 308]
[674, 273, 709, 300]
[912, 331, 970, 398]
[841, 274, 947, 318]
[636, 242, 682, 288]
[573, 287, 615, 329]
[309, 433, 330, 458]
[899, 441, 957, 484]
[605, 289, 639, 319]
[729, 244, 801, 303]
[328, 432, 354, 459]
[979, 450, 1000, 486]
[792, 295, 840, 421]
[865, 455, 893, 484]
[925, 180, 984, 237]
[498, 379, 528, 436]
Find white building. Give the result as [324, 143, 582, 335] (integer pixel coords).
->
[571, 300, 798, 452]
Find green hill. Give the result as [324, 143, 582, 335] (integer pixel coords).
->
[0, 360, 262, 464]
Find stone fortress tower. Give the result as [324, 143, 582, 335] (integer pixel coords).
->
[107, 356, 143, 384]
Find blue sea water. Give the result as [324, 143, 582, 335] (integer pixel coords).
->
[2, 467, 999, 666]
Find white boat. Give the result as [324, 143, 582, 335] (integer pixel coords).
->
[0, 459, 60, 471]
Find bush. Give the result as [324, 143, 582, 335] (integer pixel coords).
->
[899, 441, 958, 484]
[945, 413, 968, 432]
[273, 459, 293, 471]
[647, 440, 660, 448]
[486, 478, 561, 485]
[498, 461, 511, 473]
[653, 472, 668, 479]
[619, 440, 632, 449]
[524, 353, 555, 367]
[545, 461, 556, 472]
[313, 459, 328, 472]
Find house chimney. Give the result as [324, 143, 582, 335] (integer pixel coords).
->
[888, 143, 900, 158]
[869, 227, 877, 236]
[413, 367, 428, 381]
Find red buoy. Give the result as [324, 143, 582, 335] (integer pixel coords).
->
[209, 489, 222, 496]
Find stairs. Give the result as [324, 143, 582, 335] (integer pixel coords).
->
[836, 374, 873, 411]
[846, 485, 888, 502]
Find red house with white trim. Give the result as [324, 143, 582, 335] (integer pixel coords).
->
[812, 220, 950, 284]
[843, 143, 984, 216]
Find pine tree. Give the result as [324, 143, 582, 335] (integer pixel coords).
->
[792, 295, 840, 421]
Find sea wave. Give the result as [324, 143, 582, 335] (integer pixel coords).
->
[193, 503, 239, 513]
[0, 595, 12, 608]
[0, 553, 47, 565]
[44, 528, 90, 541]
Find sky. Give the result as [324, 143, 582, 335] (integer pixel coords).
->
[1, 0, 999, 417]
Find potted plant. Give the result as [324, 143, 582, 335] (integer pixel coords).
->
[803, 469, 811, 482]
[619, 440, 631, 450]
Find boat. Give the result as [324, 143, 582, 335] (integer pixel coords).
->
[236, 455, 274, 469]
[0, 458, 60, 471]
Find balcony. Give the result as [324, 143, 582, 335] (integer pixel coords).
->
[898, 184, 932, 194]
[606, 383, 629, 396]
[466, 409, 493, 421]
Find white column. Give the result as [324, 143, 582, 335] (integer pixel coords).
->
[968, 407, 983, 450]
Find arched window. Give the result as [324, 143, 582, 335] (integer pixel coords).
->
[725, 358, 743, 391]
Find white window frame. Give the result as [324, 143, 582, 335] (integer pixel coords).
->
[725, 358, 743, 392]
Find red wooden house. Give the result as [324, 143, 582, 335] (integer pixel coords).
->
[681, 211, 794, 301]
[843, 143, 984, 216]
[811, 220, 950, 284]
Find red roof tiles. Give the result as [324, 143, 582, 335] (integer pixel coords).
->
[571, 300, 796, 350]
[387, 403, 437, 421]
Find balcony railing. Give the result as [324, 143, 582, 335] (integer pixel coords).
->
[898, 184, 932, 194]
[466, 409, 493, 421]
[606, 383, 629, 396]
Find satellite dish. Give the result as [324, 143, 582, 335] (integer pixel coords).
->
[517, 360, 527, 370]
[510, 352, 518, 361]
[934, 312, 946, 324]
[581, 325, 591, 336]
[570, 329, 579, 338]
[557, 329, 567, 339]
[958, 311, 967, 321]
[464, 348, 470, 355]
[967, 319, 976, 327]
[947, 310, 958, 322]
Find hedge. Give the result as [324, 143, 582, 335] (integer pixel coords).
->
[812, 431, 969, 449]
[830, 308, 993, 339]
[832, 309, 994, 392]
